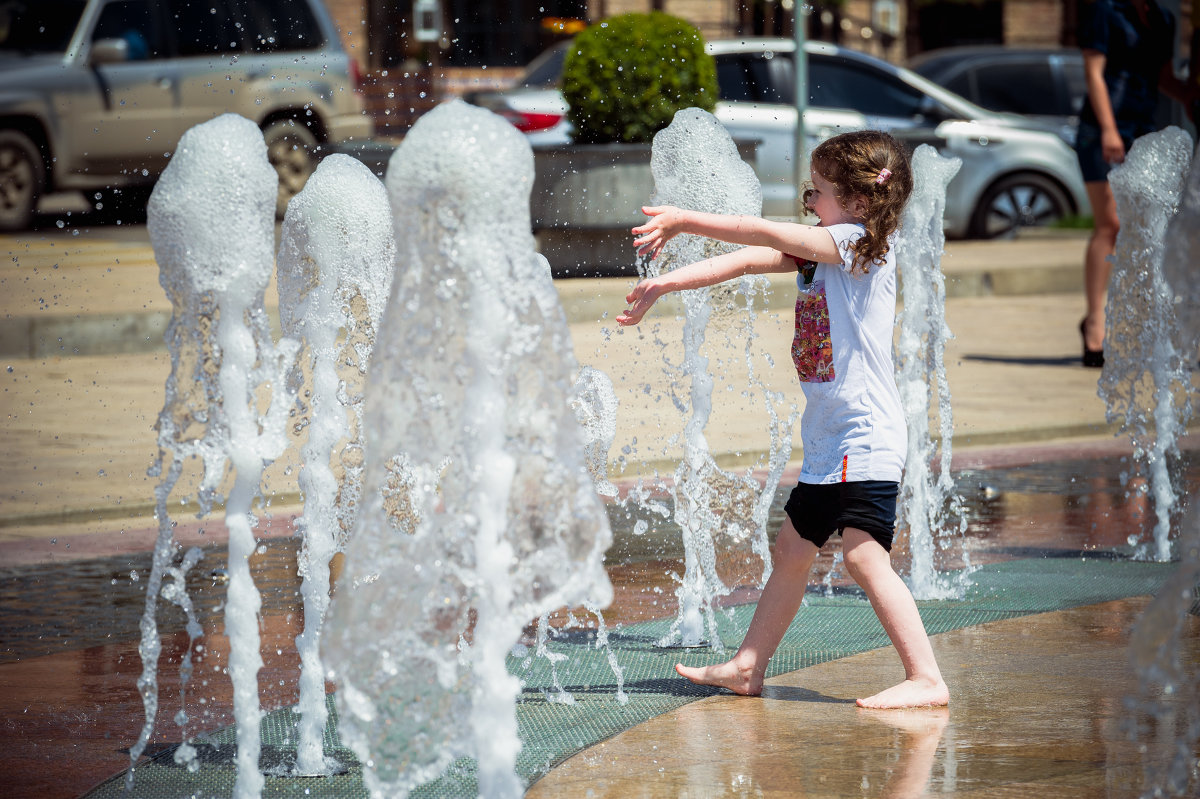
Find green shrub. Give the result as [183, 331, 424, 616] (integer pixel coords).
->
[561, 12, 718, 145]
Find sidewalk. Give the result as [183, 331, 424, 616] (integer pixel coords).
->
[0, 227, 1116, 540]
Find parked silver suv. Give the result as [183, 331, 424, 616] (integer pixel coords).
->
[0, 0, 372, 229]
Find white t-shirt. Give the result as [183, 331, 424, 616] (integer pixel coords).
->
[788, 222, 906, 484]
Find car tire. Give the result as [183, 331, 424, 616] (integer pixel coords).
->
[263, 119, 319, 219]
[968, 172, 1070, 239]
[0, 130, 46, 232]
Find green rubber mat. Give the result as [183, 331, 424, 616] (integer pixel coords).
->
[86, 556, 1177, 798]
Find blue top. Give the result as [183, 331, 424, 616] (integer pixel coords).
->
[1078, 0, 1175, 133]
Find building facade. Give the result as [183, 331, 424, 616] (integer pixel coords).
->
[321, 1, 1192, 136]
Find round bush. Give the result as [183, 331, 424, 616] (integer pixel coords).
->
[561, 12, 718, 145]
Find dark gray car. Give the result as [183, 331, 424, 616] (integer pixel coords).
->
[908, 46, 1087, 146]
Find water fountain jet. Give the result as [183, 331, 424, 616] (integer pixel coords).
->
[637, 108, 794, 648]
[1100, 126, 1194, 562]
[894, 144, 969, 600]
[320, 101, 613, 798]
[275, 152, 395, 775]
[135, 113, 297, 799]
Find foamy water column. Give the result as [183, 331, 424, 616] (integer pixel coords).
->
[1100, 126, 1194, 562]
[572, 365, 620, 499]
[893, 144, 968, 600]
[321, 100, 613, 798]
[1123, 132, 1200, 799]
[643, 108, 789, 648]
[276, 154, 395, 774]
[136, 113, 296, 799]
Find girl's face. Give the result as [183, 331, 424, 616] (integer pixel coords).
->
[804, 169, 864, 226]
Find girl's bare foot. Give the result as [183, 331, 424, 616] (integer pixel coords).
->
[675, 661, 762, 696]
[856, 678, 949, 709]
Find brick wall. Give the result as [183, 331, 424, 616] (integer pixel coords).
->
[592, 0, 735, 38]
[1004, 0, 1064, 47]
[359, 67, 435, 138]
[322, 0, 370, 70]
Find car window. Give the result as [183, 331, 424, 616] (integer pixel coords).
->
[973, 61, 1062, 116]
[233, 0, 323, 52]
[523, 43, 567, 87]
[715, 53, 791, 103]
[0, 0, 86, 53]
[168, 0, 239, 55]
[809, 58, 925, 118]
[92, 0, 164, 60]
[1063, 59, 1087, 115]
[940, 71, 972, 100]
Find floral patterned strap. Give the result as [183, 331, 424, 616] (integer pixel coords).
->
[784, 253, 818, 286]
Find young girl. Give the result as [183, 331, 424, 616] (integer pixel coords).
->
[618, 130, 949, 709]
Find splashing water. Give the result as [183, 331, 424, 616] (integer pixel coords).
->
[276, 153, 396, 774]
[320, 101, 613, 798]
[135, 113, 298, 799]
[893, 144, 970, 599]
[572, 365, 620, 499]
[640, 108, 794, 648]
[1123, 129, 1200, 799]
[1100, 127, 1194, 562]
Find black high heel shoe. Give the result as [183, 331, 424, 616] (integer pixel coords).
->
[1080, 320, 1104, 368]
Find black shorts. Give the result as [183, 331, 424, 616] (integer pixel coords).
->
[784, 480, 899, 552]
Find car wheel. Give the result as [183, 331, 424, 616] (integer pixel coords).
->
[263, 119, 319, 218]
[968, 172, 1070, 239]
[0, 130, 46, 232]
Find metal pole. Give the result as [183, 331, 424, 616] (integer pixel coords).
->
[794, 4, 808, 214]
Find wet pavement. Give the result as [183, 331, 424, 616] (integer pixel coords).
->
[3, 444, 1199, 798]
[527, 595, 1197, 799]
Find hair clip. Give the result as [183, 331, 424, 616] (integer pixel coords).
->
[875, 168, 892, 186]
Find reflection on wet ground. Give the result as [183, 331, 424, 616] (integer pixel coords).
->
[0, 450, 1197, 798]
[527, 595, 1200, 799]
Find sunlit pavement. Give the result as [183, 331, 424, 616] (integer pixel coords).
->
[527, 597, 1198, 799]
[3, 221, 1199, 798]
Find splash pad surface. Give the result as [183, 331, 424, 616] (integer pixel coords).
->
[4, 448, 1194, 799]
[72, 558, 1184, 798]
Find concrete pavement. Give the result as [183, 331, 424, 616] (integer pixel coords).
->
[0, 225, 1129, 541]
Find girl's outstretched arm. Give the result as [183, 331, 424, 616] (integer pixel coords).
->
[616, 245, 786, 326]
[632, 205, 841, 264]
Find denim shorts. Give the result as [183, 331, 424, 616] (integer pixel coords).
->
[1074, 119, 1158, 183]
[784, 480, 899, 552]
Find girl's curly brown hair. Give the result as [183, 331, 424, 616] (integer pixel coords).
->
[807, 130, 913, 274]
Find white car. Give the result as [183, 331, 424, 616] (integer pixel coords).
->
[466, 38, 1089, 239]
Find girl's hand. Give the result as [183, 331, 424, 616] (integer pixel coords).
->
[1101, 128, 1125, 165]
[632, 205, 685, 259]
[616, 278, 664, 326]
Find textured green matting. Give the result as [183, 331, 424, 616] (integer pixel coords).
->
[87, 556, 1178, 798]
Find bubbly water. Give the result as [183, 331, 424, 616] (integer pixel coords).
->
[275, 153, 395, 774]
[320, 101, 613, 798]
[1100, 127, 1194, 562]
[136, 114, 298, 798]
[893, 145, 969, 600]
[641, 108, 794, 648]
[572, 365, 620, 499]
[1124, 129, 1200, 798]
